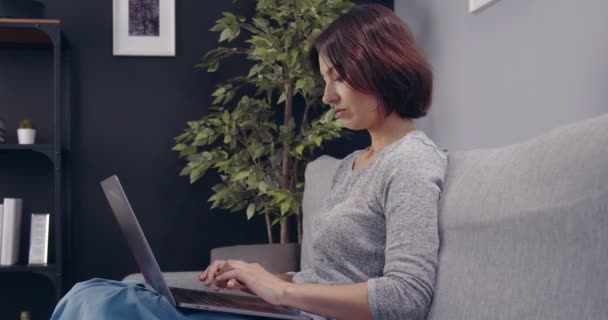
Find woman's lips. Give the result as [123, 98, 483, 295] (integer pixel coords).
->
[335, 108, 347, 118]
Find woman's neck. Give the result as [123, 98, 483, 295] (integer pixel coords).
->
[366, 114, 417, 155]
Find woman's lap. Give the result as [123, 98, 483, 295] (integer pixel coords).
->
[50, 278, 260, 320]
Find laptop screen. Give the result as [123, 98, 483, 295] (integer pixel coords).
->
[101, 175, 177, 306]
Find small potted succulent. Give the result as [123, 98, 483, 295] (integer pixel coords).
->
[17, 119, 36, 144]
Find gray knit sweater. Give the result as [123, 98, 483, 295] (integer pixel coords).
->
[292, 130, 447, 320]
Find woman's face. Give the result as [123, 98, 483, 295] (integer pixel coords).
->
[319, 56, 382, 131]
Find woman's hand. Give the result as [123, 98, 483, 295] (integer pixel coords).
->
[199, 259, 227, 286]
[214, 260, 291, 306]
[199, 260, 249, 293]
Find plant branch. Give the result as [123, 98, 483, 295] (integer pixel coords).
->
[280, 80, 295, 244]
[300, 97, 318, 136]
[264, 207, 273, 244]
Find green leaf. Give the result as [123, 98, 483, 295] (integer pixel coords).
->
[277, 92, 286, 104]
[252, 17, 269, 32]
[289, 49, 299, 66]
[219, 28, 231, 42]
[313, 136, 323, 146]
[275, 192, 288, 203]
[212, 87, 226, 97]
[179, 166, 192, 176]
[252, 46, 266, 58]
[246, 203, 255, 220]
[295, 145, 304, 155]
[258, 181, 268, 193]
[271, 216, 282, 226]
[222, 111, 230, 123]
[224, 90, 236, 104]
[207, 60, 219, 72]
[190, 164, 209, 183]
[229, 28, 241, 41]
[210, 23, 225, 32]
[321, 108, 336, 123]
[295, 79, 306, 90]
[280, 201, 290, 215]
[172, 143, 188, 151]
[233, 171, 250, 181]
[248, 65, 260, 78]
[222, 12, 237, 21]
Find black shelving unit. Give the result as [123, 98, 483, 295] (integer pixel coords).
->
[0, 18, 70, 317]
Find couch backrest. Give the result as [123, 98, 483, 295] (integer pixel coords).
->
[302, 114, 608, 319]
[428, 113, 608, 320]
[301, 155, 341, 270]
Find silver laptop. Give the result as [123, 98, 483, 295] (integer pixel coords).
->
[101, 175, 310, 320]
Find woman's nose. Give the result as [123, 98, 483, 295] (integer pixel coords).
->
[322, 85, 339, 105]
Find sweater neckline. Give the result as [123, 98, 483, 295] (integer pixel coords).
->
[350, 130, 421, 172]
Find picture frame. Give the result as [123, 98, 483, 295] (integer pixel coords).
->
[113, 0, 175, 56]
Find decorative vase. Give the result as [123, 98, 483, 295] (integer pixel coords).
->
[17, 128, 36, 144]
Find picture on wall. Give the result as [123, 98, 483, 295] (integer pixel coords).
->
[129, 0, 160, 36]
[113, 0, 175, 56]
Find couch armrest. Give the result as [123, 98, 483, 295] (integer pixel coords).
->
[210, 243, 300, 274]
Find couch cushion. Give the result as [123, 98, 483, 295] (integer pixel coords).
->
[428, 114, 608, 320]
[301, 155, 341, 270]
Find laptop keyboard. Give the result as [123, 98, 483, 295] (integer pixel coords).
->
[171, 287, 244, 308]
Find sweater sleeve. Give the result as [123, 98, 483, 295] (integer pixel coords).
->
[366, 150, 446, 320]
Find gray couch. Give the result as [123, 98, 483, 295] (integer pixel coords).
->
[125, 113, 608, 319]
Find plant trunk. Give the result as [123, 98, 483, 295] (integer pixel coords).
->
[280, 81, 295, 244]
[265, 213, 273, 244]
[297, 211, 302, 244]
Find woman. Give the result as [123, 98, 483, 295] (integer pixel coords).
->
[51, 4, 447, 320]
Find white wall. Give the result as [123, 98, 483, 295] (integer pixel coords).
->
[396, 0, 608, 151]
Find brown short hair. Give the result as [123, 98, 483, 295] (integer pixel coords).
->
[309, 4, 433, 119]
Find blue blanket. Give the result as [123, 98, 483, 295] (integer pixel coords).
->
[51, 278, 264, 320]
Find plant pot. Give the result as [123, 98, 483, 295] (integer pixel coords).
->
[17, 128, 36, 144]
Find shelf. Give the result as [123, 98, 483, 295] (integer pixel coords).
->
[0, 264, 57, 273]
[0, 143, 53, 153]
[0, 144, 55, 163]
[0, 19, 60, 24]
[0, 18, 68, 303]
[0, 19, 61, 45]
[0, 143, 52, 151]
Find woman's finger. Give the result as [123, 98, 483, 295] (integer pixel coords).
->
[199, 265, 210, 280]
[202, 260, 225, 285]
[215, 269, 240, 282]
[226, 279, 247, 289]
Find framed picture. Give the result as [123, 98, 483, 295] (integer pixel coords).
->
[113, 0, 175, 56]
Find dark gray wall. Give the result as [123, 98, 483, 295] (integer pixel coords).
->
[45, 0, 268, 286]
[397, 0, 608, 150]
[1, 0, 391, 299]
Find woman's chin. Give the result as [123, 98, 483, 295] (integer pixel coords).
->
[339, 120, 366, 131]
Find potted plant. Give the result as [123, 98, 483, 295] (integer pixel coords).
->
[17, 119, 36, 145]
[173, 0, 353, 244]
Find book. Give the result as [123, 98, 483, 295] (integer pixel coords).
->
[0, 203, 3, 258]
[28, 213, 50, 265]
[1, 198, 23, 266]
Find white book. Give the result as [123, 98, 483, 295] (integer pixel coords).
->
[28, 213, 50, 265]
[1, 198, 23, 266]
[0, 203, 3, 258]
